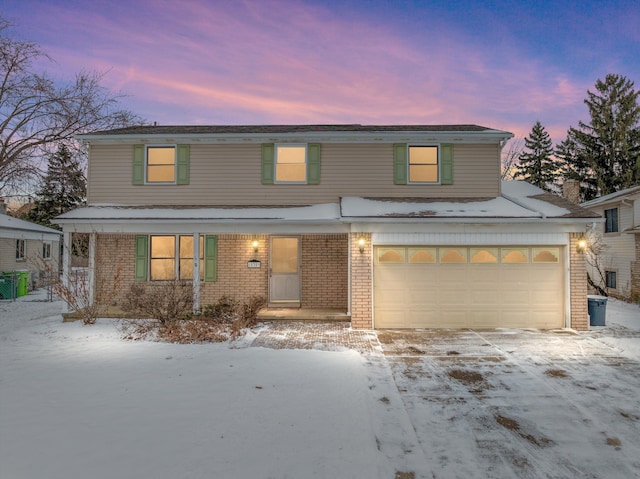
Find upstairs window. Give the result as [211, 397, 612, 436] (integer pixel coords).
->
[275, 145, 307, 183]
[408, 146, 439, 183]
[146, 146, 176, 183]
[132, 145, 190, 185]
[604, 208, 618, 233]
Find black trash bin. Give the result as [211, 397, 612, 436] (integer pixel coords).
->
[588, 295, 607, 326]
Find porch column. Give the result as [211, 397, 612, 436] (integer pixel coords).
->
[61, 230, 71, 313]
[350, 233, 373, 329]
[193, 232, 200, 314]
[569, 232, 588, 330]
[88, 232, 96, 306]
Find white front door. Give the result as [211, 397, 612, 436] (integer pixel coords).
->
[269, 236, 300, 305]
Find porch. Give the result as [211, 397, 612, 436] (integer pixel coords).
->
[257, 307, 351, 322]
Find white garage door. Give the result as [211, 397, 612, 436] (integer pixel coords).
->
[373, 246, 564, 329]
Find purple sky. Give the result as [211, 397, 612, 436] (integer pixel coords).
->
[5, 0, 640, 142]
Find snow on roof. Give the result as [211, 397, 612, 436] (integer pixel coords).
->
[342, 182, 575, 219]
[0, 214, 62, 237]
[56, 203, 342, 222]
[55, 182, 596, 226]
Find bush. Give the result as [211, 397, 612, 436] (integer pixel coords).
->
[120, 294, 266, 343]
[122, 281, 193, 325]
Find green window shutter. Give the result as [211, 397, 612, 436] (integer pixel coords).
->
[134, 235, 148, 282]
[261, 144, 275, 185]
[307, 143, 321, 185]
[393, 143, 407, 185]
[132, 145, 145, 185]
[176, 145, 190, 185]
[204, 235, 218, 282]
[440, 144, 453, 185]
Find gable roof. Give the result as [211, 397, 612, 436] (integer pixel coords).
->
[581, 185, 640, 208]
[0, 214, 62, 241]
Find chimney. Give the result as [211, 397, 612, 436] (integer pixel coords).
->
[0, 198, 6, 215]
[562, 179, 580, 204]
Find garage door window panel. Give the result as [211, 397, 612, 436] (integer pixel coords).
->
[470, 248, 498, 263]
[377, 248, 406, 264]
[501, 248, 529, 263]
[532, 248, 559, 263]
[439, 248, 467, 263]
[408, 247, 436, 263]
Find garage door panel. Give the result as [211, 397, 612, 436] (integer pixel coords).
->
[374, 245, 564, 329]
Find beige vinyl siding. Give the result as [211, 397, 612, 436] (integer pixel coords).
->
[88, 143, 501, 205]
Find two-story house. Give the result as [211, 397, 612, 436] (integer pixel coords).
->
[581, 185, 640, 302]
[55, 125, 599, 330]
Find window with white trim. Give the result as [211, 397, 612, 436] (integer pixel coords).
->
[275, 145, 307, 183]
[408, 145, 439, 183]
[16, 239, 25, 260]
[146, 146, 176, 183]
[42, 241, 52, 259]
[149, 235, 204, 281]
[604, 208, 618, 233]
[605, 270, 617, 289]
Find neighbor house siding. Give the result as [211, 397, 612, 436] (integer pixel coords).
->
[631, 235, 640, 303]
[87, 143, 501, 205]
[587, 203, 636, 298]
[0, 237, 60, 287]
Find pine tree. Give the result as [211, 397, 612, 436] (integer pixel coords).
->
[514, 121, 557, 191]
[561, 74, 640, 197]
[25, 144, 86, 230]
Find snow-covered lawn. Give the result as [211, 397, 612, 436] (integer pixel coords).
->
[0, 291, 639, 479]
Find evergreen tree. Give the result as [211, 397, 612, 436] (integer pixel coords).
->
[514, 121, 556, 191]
[25, 144, 86, 230]
[555, 136, 598, 202]
[561, 74, 640, 197]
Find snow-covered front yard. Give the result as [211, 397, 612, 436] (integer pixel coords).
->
[1, 291, 639, 479]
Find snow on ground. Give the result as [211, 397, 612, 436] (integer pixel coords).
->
[1, 290, 639, 479]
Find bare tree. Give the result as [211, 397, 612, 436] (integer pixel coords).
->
[500, 137, 524, 180]
[0, 17, 145, 194]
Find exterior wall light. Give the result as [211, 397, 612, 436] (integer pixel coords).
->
[358, 237, 366, 254]
[576, 237, 587, 253]
[252, 240, 259, 253]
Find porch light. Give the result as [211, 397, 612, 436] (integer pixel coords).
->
[576, 237, 587, 253]
[358, 237, 366, 254]
[252, 240, 259, 253]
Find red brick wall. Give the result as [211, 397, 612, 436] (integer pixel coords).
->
[350, 233, 372, 329]
[301, 234, 348, 309]
[94, 233, 348, 311]
[569, 233, 589, 330]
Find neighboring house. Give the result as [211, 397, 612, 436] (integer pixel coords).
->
[0, 200, 62, 291]
[581, 185, 640, 302]
[55, 125, 599, 330]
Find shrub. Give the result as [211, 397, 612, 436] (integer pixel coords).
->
[122, 281, 193, 325]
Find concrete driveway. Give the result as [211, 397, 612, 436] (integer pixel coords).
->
[377, 328, 640, 479]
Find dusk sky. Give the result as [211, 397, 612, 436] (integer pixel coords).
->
[4, 0, 639, 142]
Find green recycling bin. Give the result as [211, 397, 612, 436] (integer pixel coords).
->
[588, 295, 607, 326]
[0, 274, 17, 300]
[2, 271, 29, 297]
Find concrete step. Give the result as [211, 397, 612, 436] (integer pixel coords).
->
[257, 308, 351, 322]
